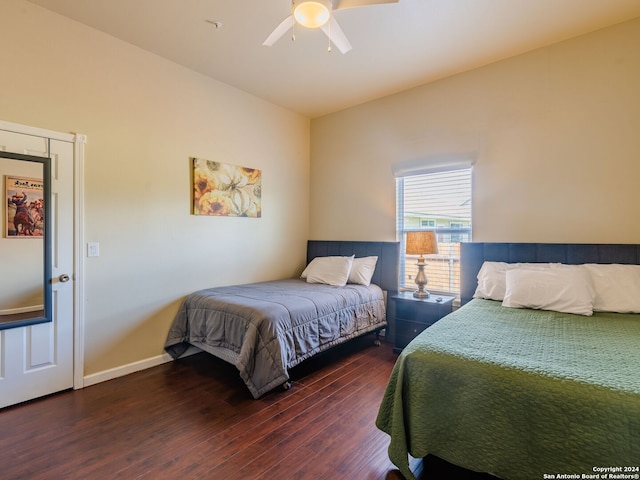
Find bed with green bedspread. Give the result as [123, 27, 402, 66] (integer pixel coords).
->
[376, 298, 640, 480]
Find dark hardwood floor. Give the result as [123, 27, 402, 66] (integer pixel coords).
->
[0, 337, 494, 480]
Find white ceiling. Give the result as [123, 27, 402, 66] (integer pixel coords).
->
[26, 0, 640, 118]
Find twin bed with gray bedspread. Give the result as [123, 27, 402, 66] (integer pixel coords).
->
[377, 243, 640, 480]
[165, 241, 399, 399]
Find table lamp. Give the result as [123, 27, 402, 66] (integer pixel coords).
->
[406, 231, 438, 298]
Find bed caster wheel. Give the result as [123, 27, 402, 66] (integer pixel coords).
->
[282, 381, 292, 391]
[373, 339, 382, 347]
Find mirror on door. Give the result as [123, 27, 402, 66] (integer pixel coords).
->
[0, 151, 51, 330]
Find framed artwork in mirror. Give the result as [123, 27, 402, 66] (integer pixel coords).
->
[5, 175, 44, 238]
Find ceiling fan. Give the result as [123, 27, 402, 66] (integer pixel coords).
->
[263, 0, 399, 54]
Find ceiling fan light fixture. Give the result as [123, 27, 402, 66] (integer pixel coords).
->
[294, 1, 331, 29]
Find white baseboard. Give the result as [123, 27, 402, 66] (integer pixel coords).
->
[83, 346, 201, 388]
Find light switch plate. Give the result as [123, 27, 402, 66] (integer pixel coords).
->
[87, 242, 100, 257]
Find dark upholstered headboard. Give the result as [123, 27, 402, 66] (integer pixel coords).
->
[461, 242, 640, 305]
[306, 240, 400, 295]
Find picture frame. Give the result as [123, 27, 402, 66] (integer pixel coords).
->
[5, 175, 44, 238]
[192, 157, 262, 218]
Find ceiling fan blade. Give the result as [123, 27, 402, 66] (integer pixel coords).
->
[263, 15, 295, 46]
[320, 17, 352, 54]
[332, 0, 399, 10]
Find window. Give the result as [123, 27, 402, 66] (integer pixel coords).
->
[396, 167, 472, 296]
[449, 222, 464, 243]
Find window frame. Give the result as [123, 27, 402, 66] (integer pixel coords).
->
[396, 166, 473, 297]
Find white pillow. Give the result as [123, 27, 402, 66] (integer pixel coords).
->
[583, 264, 640, 313]
[301, 255, 354, 287]
[502, 266, 595, 316]
[473, 261, 558, 301]
[348, 256, 378, 286]
[473, 262, 510, 300]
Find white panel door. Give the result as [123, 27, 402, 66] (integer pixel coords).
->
[0, 130, 74, 409]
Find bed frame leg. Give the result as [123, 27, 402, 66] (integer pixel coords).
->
[373, 330, 382, 347]
[282, 381, 292, 391]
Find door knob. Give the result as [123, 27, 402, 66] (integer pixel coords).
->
[59, 274, 70, 283]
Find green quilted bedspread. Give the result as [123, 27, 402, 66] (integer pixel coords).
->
[376, 299, 640, 480]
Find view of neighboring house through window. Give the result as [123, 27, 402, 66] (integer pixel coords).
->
[396, 167, 472, 296]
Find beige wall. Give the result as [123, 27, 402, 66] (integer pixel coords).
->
[310, 17, 640, 244]
[4, 0, 640, 381]
[1, 0, 310, 375]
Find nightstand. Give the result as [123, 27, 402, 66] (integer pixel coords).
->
[392, 292, 455, 353]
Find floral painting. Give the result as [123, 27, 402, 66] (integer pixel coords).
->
[192, 158, 262, 217]
[5, 175, 44, 238]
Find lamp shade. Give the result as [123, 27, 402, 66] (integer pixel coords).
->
[406, 231, 438, 255]
[294, 1, 331, 28]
